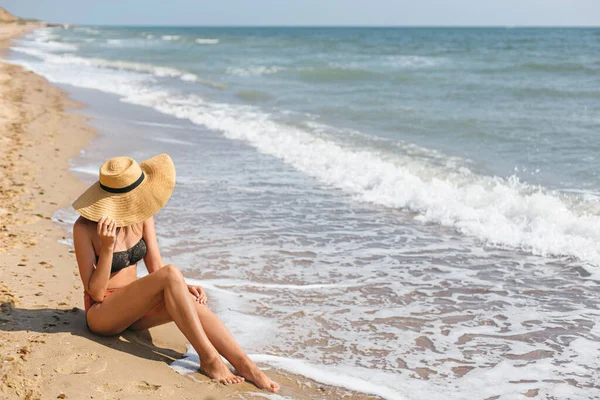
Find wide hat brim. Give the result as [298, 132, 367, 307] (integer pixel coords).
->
[72, 154, 176, 227]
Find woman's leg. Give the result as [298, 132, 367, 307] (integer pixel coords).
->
[86, 264, 243, 384]
[129, 293, 280, 393]
[193, 303, 280, 393]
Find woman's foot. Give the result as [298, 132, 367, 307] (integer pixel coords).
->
[237, 360, 280, 393]
[200, 356, 245, 385]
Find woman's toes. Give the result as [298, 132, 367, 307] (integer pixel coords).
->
[223, 375, 244, 385]
[269, 382, 280, 392]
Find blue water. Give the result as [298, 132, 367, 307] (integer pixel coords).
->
[55, 26, 600, 190]
[9, 26, 600, 399]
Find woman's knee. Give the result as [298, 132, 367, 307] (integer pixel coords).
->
[162, 264, 185, 285]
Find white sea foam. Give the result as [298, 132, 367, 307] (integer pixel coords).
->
[162, 35, 181, 41]
[75, 27, 100, 35]
[200, 278, 372, 290]
[148, 99, 600, 268]
[384, 55, 442, 68]
[131, 120, 188, 130]
[19, 35, 78, 52]
[328, 55, 442, 72]
[170, 347, 407, 400]
[13, 43, 226, 89]
[32, 30, 59, 42]
[11, 41, 600, 268]
[184, 278, 277, 347]
[226, 66, 285, 76]
[180, 73, 198, 82]
[250, 355, 406, 400]
[41, 41, 78, 52]
[10, 47, 201, 83]
[195, 38, 219, 45]
[70, 164, 99, 176]
[152, 136, 195, 146]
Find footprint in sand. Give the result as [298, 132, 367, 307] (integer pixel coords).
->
[137, 381, 161, 391]
[95, 381, 170, 396]
[53, 352, 107, 375]
[95, 382, 124, 393]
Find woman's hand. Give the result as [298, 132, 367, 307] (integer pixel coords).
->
[97, 216, 117, 248]
[187, 284, 207, 304]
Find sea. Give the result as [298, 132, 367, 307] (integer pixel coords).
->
[8, 26, 600, 399]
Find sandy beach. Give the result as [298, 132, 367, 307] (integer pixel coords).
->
[0, 20, 380, 400]
[3, 4, 600, 399]
[3, 2, 599, 398]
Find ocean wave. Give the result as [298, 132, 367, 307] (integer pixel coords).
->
[11, 46, 600, 267]
[13, 46, 229, 90]
[150, 101, 600, 268]
[195, 38, 219, 45]
[100, 37, 158, 48]
[22, 34, 78, 52]
[384, 55, 442, 68]
[482, 60, 599, 74]
[165, 113, 600, 268]
[10, 47, 203, 83]
[162, 35, 181, 41]
[333, 55, 443, 70]
[39, 41, 78, 52]
[226, 66, 285, 76]
[32, 30, 59, 42]
[74, 27, 100, 35]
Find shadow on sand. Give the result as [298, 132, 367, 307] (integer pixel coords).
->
[0, 305, 184, 364]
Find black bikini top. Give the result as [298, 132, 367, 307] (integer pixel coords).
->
[95, 238, 147, 274]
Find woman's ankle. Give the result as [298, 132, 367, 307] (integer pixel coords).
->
[236, 357, 257, 373]
[199, 351, 224, 366]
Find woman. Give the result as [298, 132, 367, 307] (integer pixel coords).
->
[72, 153, 279, 392]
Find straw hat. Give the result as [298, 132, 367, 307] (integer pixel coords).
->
[72, 154, 176, 227]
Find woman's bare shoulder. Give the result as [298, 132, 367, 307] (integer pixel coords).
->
[74, 216, 94, 234]
[142, 216, 155, 230]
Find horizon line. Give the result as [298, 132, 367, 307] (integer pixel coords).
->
[61, 23, 600, 28]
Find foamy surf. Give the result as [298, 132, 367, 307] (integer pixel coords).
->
[10, 46, 201, 83]
[226, 66, 285, 76]
[10, 37, 600, 268]
[171, 348, 406, 400]
[195, 38, 219, 45]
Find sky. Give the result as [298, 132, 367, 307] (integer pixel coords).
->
[3, 0, 600, 26]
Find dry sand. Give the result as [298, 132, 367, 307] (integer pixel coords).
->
[0, 23, 378, 400]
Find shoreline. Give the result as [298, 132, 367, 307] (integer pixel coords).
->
[0, 23, 379, 400]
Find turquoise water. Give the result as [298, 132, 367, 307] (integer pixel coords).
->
[57, 26, 600, 190]
[9, 27, 600, 399]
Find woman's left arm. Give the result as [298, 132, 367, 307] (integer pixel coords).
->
[142, 216, 207, 304]
[142, 216, 164, 274]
